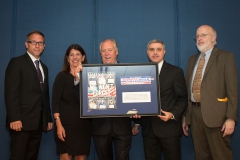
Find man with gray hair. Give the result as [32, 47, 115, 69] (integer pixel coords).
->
[133, 39, 187, 160]
[92, 39, 132, 160]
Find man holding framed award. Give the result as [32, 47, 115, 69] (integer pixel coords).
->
[132, 39, 188, 160]
[92, 39, 132, 160]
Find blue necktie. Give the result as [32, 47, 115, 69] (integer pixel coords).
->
[35, 60, 43, 91]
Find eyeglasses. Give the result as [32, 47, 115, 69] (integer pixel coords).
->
[195, 34, 211, 39]
[27, 41, 45, 46]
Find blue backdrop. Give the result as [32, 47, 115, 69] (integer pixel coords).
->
[0, 0, 240, 159]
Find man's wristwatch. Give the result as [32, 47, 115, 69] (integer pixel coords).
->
[171, 114, 175, 120]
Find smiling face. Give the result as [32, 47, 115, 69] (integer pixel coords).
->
[25, 33, 45, 59]
[67, 49, 85, 69]
[100, 40, 118, 64]
[147, 42, 166, 63]
[196, 25, 216, 53]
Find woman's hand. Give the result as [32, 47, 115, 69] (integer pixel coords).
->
[72, 63, 83, 81]
[55, 117, 66, 141]
[57, 124, 66, 141]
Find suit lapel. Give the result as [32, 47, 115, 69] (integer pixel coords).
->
[66, 73, 80, 101]
[203, 47, 218, 79]
[41, 61, 47, 92]
[189, 53, 201, 82]
[24, 53, 40, 84]
[75, 84, 80, 101]
[159, 61, 168, 82]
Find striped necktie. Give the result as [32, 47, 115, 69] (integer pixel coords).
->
[192, 53, 205, 102]
[35, 60, 43, 91]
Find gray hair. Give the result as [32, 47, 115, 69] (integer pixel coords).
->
[99, 39, 118, 52]
[211, 27, 217, 45]
[147, 39, 165, 49]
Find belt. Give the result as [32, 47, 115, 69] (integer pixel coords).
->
[191, 101, 201, 107]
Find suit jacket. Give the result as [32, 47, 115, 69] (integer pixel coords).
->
[92, 64, 132, 136]
[52, 72, 91, 131]
[5, 53, 52, 131]
[92, 117, 132, 135]
[140, 61, 188, 137]
[185, 47, 238, 127]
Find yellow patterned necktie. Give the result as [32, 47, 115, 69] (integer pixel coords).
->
[192, 53, 205, 102]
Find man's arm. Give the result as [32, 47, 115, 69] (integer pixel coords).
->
[171, 68, 188, 120]
[159, 68, 188, 122]
[42, 64, 53, 126]
[5, 59, 22, 130]
[224, 53, 238, 121]
[221, 52, 238, 136]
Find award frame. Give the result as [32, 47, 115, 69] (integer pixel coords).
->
[80, 63, 161, 118]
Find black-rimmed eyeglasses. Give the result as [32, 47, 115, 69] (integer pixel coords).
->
[27, 41, 45, 46]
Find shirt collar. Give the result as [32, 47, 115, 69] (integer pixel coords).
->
[201, 47, 214, 57]
[27, 52, 40, 63]
[158, 60, 164, 73]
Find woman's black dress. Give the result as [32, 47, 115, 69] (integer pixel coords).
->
[52, 72, 91, 155]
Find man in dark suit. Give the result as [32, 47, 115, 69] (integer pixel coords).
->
[132, 39, 188, 160]
[92, 39, 132, 160]
[182, 25, 238, 160]
[5, 30, 53, 160]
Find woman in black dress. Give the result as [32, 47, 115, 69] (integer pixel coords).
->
[52, 44, 91, 160]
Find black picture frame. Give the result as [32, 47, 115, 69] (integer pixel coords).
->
[80, 63, 161, 118]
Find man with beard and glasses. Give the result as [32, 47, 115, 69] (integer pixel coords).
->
[182, 25, 238, 160]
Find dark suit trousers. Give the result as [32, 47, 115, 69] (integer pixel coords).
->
[9, 113, 43, 160]
[143, 124, 181, 160]
[93, 129, 131, 160]
[191, 105, 233, 160]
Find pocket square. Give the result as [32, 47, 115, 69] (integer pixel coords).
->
[217, 97, 228, 102]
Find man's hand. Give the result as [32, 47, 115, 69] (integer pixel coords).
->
[130, 114, 141, 118]
[10, 120, 22, 131]
[158, 109, 173, 122]
[221, 118, 235, 137]
[47, 122, 53, 131]
[182, 116, 189, 137]
[132, 124, 140, 135]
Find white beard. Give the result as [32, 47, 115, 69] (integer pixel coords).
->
[196, 41, 212, 53]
